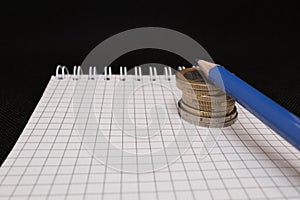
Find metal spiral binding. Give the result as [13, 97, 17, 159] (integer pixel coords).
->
[149, 66, 157, 81]
[56, 65, 69, 79]
[55, 65, 177, 81]
[73, 66, 82, 80]
[89, 66, 97, 80]
[164, 66, 172, 81]
[177, 66, 186, 71]
[119, 66, 127, 81]
[104, 66, 112, 80]
[134, 66, 142, 81]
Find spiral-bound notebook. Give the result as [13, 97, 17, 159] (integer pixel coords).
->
[1, 66, 300, 200]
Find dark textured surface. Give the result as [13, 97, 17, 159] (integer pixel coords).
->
[0, 76, 49, 167]
[0, 0, 299, 166]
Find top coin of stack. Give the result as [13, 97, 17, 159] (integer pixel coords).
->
[176, 67, 238, 127]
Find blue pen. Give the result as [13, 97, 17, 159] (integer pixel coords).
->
[197, 60, 300, 150]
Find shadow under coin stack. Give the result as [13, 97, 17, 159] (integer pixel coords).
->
[176, 68, 238, 127]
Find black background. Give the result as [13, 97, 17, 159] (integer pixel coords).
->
[0, 0, 299, 166]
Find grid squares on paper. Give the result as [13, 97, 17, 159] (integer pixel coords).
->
[0, 74, 300, 200]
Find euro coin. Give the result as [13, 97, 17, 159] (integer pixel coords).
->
[176, 67, 238, 128]
[178, 103, 238, 128]
[179, 99, 235, 117]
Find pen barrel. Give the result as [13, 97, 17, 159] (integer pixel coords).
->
[209, 66, 300, 150]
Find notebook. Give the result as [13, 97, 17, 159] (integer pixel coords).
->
[1, 66, 300, 200]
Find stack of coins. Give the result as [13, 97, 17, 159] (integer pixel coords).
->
[176, 68, 238, 127]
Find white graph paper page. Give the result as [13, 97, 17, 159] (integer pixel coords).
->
[1, 74, 300, 200]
